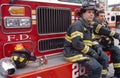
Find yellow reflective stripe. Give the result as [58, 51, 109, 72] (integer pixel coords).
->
[69, 57, 89, 62]
[94, 34, 101, 39]
[92, 41, 99, 45]
[109, 31, 115, 36]
[65, 54, 83, 60]
[113, 63, 120, 68]
[92, 34, 95, 39]
[19, 57, 25, 62]
[101, 70, 107, 75]
[25, 61, 29, 64]
[81, 45, 89, 54]
[83, 40, 93, 46]
[65, 54, 89, 62]
[83, 40, 92, 43]
[84, 27, 87, 31]
[65, 35, 72, 43]
[95, 24, 102, 34]
[71, 31, 83, 39]
[102, 23, 106, 26]
[13, 56, 18, 61]
[84, 44, 92, 46]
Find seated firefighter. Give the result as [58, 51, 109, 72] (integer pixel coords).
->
[94, 10, 120, 78]
[63, 3, 109, 78]
[63, 2, 120, 78]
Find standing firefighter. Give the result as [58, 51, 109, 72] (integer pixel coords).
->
[63, 3, 109, 78]
[95, 10, 120, 78]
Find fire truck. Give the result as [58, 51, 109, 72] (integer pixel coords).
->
[0, 0, 115, 78]
[0, 0, 88, 78]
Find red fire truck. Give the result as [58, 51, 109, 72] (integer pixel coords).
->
[0, 0, 113, 78]
[0, 0, 88, 78]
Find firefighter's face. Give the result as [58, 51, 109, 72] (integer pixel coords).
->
[96, 13, 105, 23]
[98, 3, 104, 11]
[82, 9, 95, 23]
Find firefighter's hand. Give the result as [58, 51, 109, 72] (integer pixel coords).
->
[96, 47, 103, 56]
[88, 49, 99, 60]
[118, 35, 120, 45]
[116, 35, 120, 45]
[92, 45, 103, 56]
[89, 50, 99, 59]
[113, 33, 120, 45]
[118, 39, 120, 45]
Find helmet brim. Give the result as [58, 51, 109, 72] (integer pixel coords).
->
[78, 6, 97, 16]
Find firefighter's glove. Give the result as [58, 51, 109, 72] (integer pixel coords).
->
[116, 35, 120, 45]
[92, 45, 103, 56]
[87, 48, 99, 60]
[96, 47, 104, 56]
[118, 35, 120, 45]
[99, 37, 114, 47]
[113, 33, 120, 45]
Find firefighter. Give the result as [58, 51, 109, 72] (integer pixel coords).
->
[96, 3, 105, 11]
[63, 3, 109, 78]
[95, 10, 120, 78]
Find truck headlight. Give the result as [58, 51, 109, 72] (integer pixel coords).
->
[4, 17, 31, 28]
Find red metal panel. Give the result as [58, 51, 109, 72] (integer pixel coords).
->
[0, 1, 80, 58]
[8, 62, 73, 78]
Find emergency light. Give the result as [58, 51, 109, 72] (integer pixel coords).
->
[9, 6, 25, 16]
[14, 43, 25, 51]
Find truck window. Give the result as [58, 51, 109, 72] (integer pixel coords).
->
[111, 16, 115, 21]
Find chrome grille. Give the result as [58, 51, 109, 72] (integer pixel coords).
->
[39, 38, 64, 52]
[37, 7, 71, 34]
